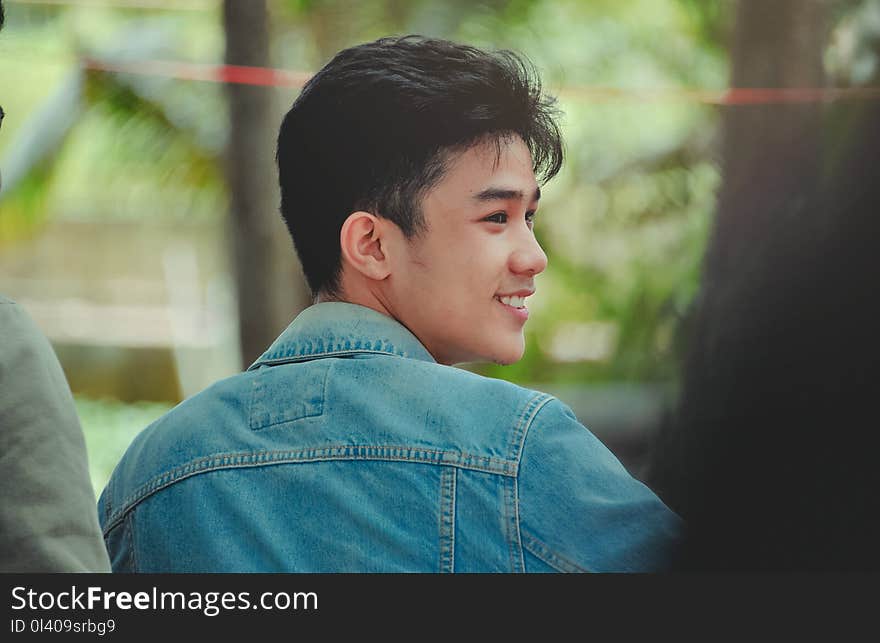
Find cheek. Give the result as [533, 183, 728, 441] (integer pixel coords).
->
[417, 247, 472, 290]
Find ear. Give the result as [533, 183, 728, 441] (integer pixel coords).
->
[339, 211, 392, 282]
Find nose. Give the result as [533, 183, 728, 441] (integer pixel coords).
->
[509, 228, 548, 276]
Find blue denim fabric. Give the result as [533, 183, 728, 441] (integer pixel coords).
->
[98, 302, 681, 572]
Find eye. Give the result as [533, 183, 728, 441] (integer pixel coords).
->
[484, 212, 508, 224]
[525, 210, 537, 227]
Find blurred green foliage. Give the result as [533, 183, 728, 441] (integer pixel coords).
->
[0, 0, 730, 388]
[76, 396, 173, 497]
[3, 1, 875, 477]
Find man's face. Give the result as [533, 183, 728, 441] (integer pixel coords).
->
[384, 136, 547, 365]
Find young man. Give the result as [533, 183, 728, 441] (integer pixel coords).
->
[99, 36, 681, 572]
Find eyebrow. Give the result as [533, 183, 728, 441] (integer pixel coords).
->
[473, 186, 541, 203]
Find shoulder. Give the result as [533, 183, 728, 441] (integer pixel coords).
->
[1, 294, 33, 325]
[0, 297, 65, 389]
[0, 295, 76, 417]
[517, 396, 683, 572]
[321, 355, 556, 463]
[0, 295, 52, 355]
[99, 370, 255, 525]
[412, 359, 551, 409]
[99, 356, 556, 526]
[0, 296, 109, 572]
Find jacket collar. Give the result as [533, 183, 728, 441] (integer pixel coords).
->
[248, 302, 436, 370]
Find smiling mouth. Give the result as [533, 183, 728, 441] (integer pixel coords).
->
[494, 295, 527, 309]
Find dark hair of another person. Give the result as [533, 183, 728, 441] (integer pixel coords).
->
[276, 35, 563, 298]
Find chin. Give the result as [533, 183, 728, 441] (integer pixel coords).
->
[487, 343, 525, 366]
[450, 336, 525, 366]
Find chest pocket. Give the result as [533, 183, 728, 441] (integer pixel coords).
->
[248, 359, 331, 430]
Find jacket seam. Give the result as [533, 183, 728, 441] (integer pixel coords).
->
[126, 513, 138, 573]
[250, 348, 410, 369]
[512, 477, 525, 572]
[248, 359, 330, 431]
[103, 446, 517, 532]
[439, 467, 456, 573]
[508, 394, 555, 570]
[509, 393, 555, 469]
[502, 477, 524, 573]
[521, 531, 591, 573]
[102, 469, 115, 526]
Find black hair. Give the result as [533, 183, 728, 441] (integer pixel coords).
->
[276, 35, 563, 298]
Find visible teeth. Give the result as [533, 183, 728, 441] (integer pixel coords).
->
[497, 295, 525, 308]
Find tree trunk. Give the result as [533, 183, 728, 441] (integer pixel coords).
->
[223, 0, 309, 368]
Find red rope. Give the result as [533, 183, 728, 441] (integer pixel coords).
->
[81, 57, 880, 105]
[83, 58, 312, 88]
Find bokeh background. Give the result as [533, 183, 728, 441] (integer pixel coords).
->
[2, 0, 878, 525]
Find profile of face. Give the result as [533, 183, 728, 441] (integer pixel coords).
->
[383, 136, 548, 366]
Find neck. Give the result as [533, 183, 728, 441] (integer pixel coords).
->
[316, 283, 395, 321]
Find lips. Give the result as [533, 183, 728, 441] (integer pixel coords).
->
[496, 295, 526, 308]
[493, 289, 534, 309]
[494, 296, 530, 323]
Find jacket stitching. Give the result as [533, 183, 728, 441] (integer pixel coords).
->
[510, 393, 555, 470]
[126, 513, 138, 573]
[104, 446, 517, 532]
[512, 477, 525, 573]
[251, 348, 409, 369]
[247, 371, 261, 428]
[502, 477, 523, 573]
[102, 468, 114, 525]
[506, 393, 539, 462]
[507, 394, 554, 571]
[248, 359, 330, 431]
[521, 532, 590, 573]
[439, 467, 456, 573]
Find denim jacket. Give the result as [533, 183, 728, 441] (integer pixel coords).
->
[98, 302, 681, 572]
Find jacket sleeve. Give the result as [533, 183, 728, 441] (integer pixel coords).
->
[0, 299, 112, 572]
[517, 397, 682, 572]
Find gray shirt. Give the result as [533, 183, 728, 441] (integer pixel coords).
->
[0, 295, 110, 572]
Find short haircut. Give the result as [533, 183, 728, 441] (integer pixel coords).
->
[276, 35, 563, 298]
